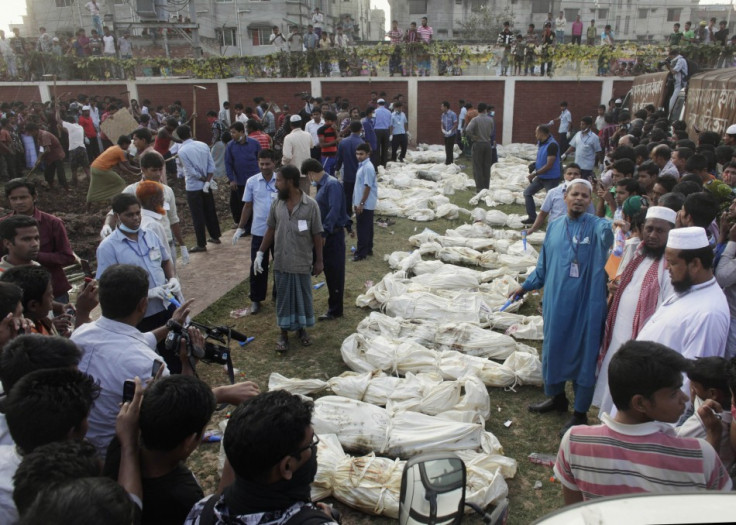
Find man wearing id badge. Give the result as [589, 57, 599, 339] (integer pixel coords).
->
[96, 193, 183, 371]
[510, 179, 613, 437]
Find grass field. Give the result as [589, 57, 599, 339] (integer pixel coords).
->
[185, 164, 575, 524]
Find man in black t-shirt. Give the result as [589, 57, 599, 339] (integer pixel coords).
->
[104, 375, 216, 525]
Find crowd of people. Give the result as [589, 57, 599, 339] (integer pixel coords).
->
[2, 79, 736, 522]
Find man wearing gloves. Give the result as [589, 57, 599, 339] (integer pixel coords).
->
[100, 151, 188, 267]
[232, 150, 278, 315]
[96, 193, 183, 371]
[253, 165, 323, 353]
[176, 125, 221, 253]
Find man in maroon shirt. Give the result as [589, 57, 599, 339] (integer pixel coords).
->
[78, 105, 99, 161]
[24, 122, 67, 190]
[1, 179, 76, 302]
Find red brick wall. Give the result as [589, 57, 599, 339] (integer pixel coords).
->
[137, 83, 219, 142]
[319, 81, 408, 113]
[0, 85, 41, 105]
[417, 81, 504, 146]
[512, 81, 603, 143]
[227, 82, 311, 122]
[65, 84, 129, 103]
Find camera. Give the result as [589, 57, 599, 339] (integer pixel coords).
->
[165, 320, 248, 365]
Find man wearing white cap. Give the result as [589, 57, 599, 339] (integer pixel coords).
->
[510, 178, 613, 436]
[636, 226, 729, 392]
[593, 206, 676, 416]
[723, 124, 736, 147]
[282, 114, 312, 194]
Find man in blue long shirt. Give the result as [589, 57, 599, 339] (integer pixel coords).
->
[226, 121, 261, 233]
[373, 99, 391, 168]
[303, 158, 351, 320]
[353, 143, 378, 261]
[510, 179, 613, 437]
[362, 107, 378, 168]
[176, 125, 221, 253]
[336, 121, 363, 217]
[390, 102, 408, 162]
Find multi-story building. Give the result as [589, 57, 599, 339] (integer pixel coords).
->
[17, 0, 386, 56]
[387, 0, 734, 43]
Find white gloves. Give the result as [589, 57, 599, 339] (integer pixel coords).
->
[148, 286, 168, 302]
[560, 153, 567, 161]
[180, 246, 189, 265]
[232, 228, 245, 246]
[209, 180, 218, 191]
[164, 277, 182, 296]
[203, 181, 210, 193]
[254, 251, 264, 275]
[100, 224, 113, 239]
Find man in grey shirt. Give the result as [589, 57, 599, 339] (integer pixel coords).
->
[255, 165, 323, 353]
[464, 102, 495, 193]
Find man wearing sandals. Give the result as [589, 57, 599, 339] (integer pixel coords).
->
[254, 165, 323, 352]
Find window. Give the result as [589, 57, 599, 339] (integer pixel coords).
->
[251, 27, 271, 46]
[598, 8, 608, 19]
[216, 27, 237, 46]
[409, 0, 427, 14]
[624, 15, 630, 34]
[55, 0, 73, 6]
[615, 15, 620, 32]
[531, 0, 548, 13]
[667, 8, 682, 22]
[564, 9, 578, 21]
[471, 0, 486, 10]
[638, 8, 647, 19]
[215, 0, 233, 3]
[455, 0, 463, 3]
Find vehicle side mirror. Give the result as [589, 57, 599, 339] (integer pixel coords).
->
[399, 452, 466, 525]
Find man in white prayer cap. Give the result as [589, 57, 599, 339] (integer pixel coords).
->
[593, 206, 677, 416]
[636, 226, 729, 394]
[723, 123, 736, 147]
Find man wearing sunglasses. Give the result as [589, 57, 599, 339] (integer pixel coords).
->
[185, 390, 338, 525]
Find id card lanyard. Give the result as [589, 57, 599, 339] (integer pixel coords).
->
[565, 216, 588, 278]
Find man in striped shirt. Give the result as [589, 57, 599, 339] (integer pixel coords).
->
[555, 340, 731, 504]
[318, 111, 340, 176]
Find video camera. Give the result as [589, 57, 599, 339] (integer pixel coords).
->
[164, 319, 248, 366]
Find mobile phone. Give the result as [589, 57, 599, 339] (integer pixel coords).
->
[151, 359, 164, 377]
[122, 380, 136, 403]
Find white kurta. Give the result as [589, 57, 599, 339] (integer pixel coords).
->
[636, 277, 729, 394]
[593, 256, 674, 416]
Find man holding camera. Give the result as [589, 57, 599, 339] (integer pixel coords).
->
[72, 264, 259, 459]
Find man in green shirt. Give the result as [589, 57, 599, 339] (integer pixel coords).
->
[669, 23, 683, 45]
[586, 19, 597, 45]
[682, 21, 696, 43]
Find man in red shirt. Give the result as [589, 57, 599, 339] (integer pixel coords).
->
[24, 122, 67, 190]
[78, 105, 99, 161]
[153, 117, 179, 183]
[1, 179, 76, 302]
[246, 119, 271, 150]
[318, 111, 340, 175]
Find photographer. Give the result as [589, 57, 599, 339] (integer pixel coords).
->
[667, 48, 688, 114]
[72, 264, 259, 459]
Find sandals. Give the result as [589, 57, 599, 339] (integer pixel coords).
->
[276, 333, 289, 353]
[298, 329, 312, 347]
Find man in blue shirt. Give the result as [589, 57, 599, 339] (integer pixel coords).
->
[336, 121, 363, 217]
[373, 99, 392, 168]
[226, 121, 262, 235]
[523, 125, 561, 225]
[362, 107, 378, 168]
[561, 116, 602, 180]
[232, 150, 278, 315]
[441, 101, 458, 165]
[176, 125, 221, 252]
[303, 158, 351, 320]
[390, 102, 408, 162]
[353, 143, 378, 261]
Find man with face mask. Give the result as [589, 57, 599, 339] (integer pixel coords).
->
[636, 227, 729, 395]
[510, 179, 613, 437]
[593, 206, 677, 416]
[185, 390, 338, 524]
[254, 165, 323, 353]
[302, 159, 350, 321]
[561, 116, 602, 180]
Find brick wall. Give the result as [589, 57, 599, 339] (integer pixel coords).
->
[418, 81, 505, 146]
[0, 85, 41, 105]
[228, 82, 311, 122]
[512, 81, 603, 143]
[319, 81, 408, 112]
[66, 84, 129, 103]
[137, 83, 219, 142]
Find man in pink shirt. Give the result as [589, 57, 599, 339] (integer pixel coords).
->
[571, 15, 584, 45]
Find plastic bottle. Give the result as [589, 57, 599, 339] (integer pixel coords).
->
[528, 452, 557, 468]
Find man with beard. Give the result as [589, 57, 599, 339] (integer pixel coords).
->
[255, 166, 323, 353]
[184, 391, 337, 524]
[510, 179, 613, 436]
[593, 206, 676, 416]
[636, 227, 729, 394]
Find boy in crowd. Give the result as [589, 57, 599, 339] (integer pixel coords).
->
[555, 340, 731, 504]
[352, 143, 377, 262]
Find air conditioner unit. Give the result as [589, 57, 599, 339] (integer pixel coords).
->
[136, 0, 157, 18]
